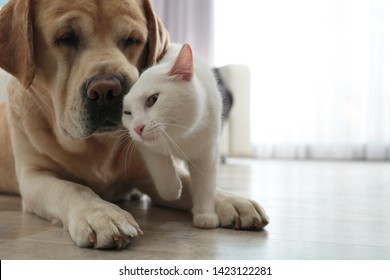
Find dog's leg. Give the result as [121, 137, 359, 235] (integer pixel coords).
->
[19, 171, 141, 249]
[10, 123, 141, 249]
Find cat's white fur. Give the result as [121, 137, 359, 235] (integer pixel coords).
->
[122, 43, 221, 228]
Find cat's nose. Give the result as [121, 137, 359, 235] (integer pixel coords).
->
[135, 124, 145, 136]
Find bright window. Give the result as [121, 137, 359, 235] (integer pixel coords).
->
[214, 0, 390, 160]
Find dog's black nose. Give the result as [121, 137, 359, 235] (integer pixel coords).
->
[86, 77, 123, 106]
[83, 74, 130, 135]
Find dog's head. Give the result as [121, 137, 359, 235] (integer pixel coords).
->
[0, 0, 169, 139]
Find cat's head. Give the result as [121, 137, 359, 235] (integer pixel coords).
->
[122, 44, 199, 146]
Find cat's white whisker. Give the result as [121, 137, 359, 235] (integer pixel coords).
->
[111, 131, 130, 154]
[160, 121, 190, 131]
[110, 129, 137, 180]
[160, 128, 203, 175]
[158, 130, 175, 157]
[124, 138, 136, 180]
[150, 121, 160, 142]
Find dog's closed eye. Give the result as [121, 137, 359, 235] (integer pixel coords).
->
[55, 31, 79, 47]
[122, 37, 140, 48]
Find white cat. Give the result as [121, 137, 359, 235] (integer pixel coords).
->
[122, 43, 221, 228]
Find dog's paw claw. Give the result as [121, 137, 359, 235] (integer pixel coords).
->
[68, 201, 141, 249]
[216, 192, 269, 231]
[234, 216, 241, 230]
[88, 231, 97, 245]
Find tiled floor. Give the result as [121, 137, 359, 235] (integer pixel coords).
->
[1, 158, 390, 259]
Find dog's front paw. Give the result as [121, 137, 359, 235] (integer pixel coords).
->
[193, 212, 219, 229]
[215, 191, 269, 230]
[68, 200, 142, 249]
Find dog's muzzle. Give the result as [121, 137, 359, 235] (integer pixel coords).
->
[83, 74, 130, 136]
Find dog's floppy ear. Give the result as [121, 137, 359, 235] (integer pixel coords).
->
[0, 0, 35, 89]
[143, 0, 170, 67]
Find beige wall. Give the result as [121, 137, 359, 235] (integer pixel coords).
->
[219, 64, 252, 157]
[0, 69, 10, 102]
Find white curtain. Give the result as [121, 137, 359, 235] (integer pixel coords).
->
[214, 0, 390, 160]
[152, 0, 215, 63]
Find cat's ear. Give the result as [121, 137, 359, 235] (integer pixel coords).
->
[168, 44, 194, 82]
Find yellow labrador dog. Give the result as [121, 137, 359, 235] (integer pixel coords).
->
[0, 0, 268, 249]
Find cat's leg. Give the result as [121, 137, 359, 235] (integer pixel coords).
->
[141, 163, 269, 230]
[139, 147, 182, 201]
[188, 155, 220, 229]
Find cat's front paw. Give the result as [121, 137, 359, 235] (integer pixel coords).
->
[155, 176, 183, 201]
[215, 191, 269, 230]
[193, 213, 219, 229]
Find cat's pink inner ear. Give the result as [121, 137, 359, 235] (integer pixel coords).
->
[168, 44, 194, 81]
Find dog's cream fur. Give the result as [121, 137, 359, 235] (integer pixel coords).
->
[0, 0, 268, 249]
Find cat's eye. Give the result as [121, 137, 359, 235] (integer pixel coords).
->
[146, 93, 159, 108]
[123, 111, 132, 116]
